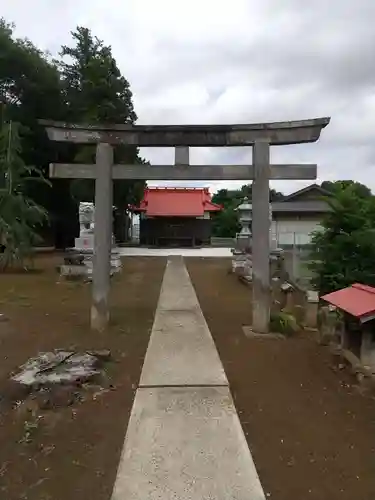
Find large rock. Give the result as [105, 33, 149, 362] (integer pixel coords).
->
[11, 350, 104, 386]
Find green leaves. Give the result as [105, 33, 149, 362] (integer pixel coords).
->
[309, 184, 375, 295]
[59, 26, 145, 220]
[212, 205, 240, 238]
[0, 120, 49, 270]
[59, 26, 137, 125]
[211, 185, 283, 238]
[1, 20, 146, 247]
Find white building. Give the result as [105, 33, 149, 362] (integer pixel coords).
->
[271, 184, 331, 246]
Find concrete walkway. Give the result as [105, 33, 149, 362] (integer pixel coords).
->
[111, 257, 266, 500]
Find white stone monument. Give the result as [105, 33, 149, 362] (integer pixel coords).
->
[74, 202, 122, 277]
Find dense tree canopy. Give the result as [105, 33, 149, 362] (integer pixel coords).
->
[59, 27, 136, 124]
[0, 20, 146, 247]
[309, 182, 375, 294]
[1, 19, 77, 248]
[0, 119, 50, 268]
[321, 180, 372, 199]
[59, 26, 147, 241]
[211, 184, 283, 237]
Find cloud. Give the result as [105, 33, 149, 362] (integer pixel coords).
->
[3, 0, 375, 194]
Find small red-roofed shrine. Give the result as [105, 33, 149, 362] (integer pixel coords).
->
[321, 283, 375, 372]
[130, 187, 222, 247]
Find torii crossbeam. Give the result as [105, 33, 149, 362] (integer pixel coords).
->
[41, 118, 330, 333]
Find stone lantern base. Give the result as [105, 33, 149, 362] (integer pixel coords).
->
[231, 247, 284, 282]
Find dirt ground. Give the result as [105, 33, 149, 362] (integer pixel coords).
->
[0, 255, 165, 500]
[2, 254, 375, 500]
[187, 258, 375, 500]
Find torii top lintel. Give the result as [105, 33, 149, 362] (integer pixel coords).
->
[39, 117, 330, 147]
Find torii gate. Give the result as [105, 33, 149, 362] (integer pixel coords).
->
[40, 118, 330, 333]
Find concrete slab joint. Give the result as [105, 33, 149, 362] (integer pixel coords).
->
[140, 257, 227, 387]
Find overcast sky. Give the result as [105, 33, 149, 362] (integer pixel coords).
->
[3, 0, 375, 194]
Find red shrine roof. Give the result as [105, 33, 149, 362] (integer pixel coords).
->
[131, 187, 222, 217]
[321, 283, 375, 322]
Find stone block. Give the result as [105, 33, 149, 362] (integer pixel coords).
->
[75, 234, 94, 251]
[59, 264, 88, 281]
[64, 253, 85, 266]
[317, 305, 339, 345]
[360, 330, 375, 372]
[305, 290, 319, 329]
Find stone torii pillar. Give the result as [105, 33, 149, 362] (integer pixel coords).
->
[91, 143, 113, 331]
[252, 141, 271, 331]
[42, 118, 330, 332]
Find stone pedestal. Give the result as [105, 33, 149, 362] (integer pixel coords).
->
[317, 305, 339, 345]
[60, 201, 122, 280]
[360, 329, 375, 372]
[77, 202, 122, 277]
[235, 235, 252, 253]
[231, 251, 247, 274]
[232, 248, 285, 284]
[73, 232, 122, 278]
[232, 253, 253, 280]
[232, 197, 282, 283]
[283, 288, 295, 313]
[305, 290, 319, 329]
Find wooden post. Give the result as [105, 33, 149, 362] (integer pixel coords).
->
[252, 141, 271, 333]
[91, 143, 113, 332]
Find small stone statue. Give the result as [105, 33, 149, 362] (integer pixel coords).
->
[79, 202, 95, 234]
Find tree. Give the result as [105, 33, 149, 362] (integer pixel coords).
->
[211, 189, 239, 237]
[212, 188, 237, 207]
[0, 120, 50, 269]
[211, 206, 240, 238]
[0, 18, 78, 249]
[59, 27, 146, 241]
[321, 180, 372, 199]
[309, 183, 375, 295]
[0, 22, 63, 122]
[211, 184, 284, 237]
[59, 27, 136, 125]
[238, 184, 284, 202]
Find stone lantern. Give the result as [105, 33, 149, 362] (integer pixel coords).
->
[233, 197, 279, 254]
[231, 197, 283, 279]
[234, 197, 253, 253]
[269, 205, 278, 251]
